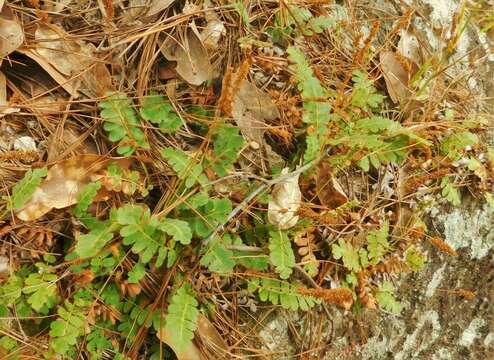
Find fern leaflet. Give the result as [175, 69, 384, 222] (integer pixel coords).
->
[164, 285, 199, 353]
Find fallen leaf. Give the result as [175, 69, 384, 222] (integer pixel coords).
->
[201, 1, 226, 50]
[157, 326, 202, 360]
[196, 314, 229, 356]
[380, 51, 417, 104]
[233, 80, 279, 144]
[268, 168, 302, 229]
[19, 24, 112, 98]
[0, 6, 24, 60]
[316, 163, 348, 209]
[397, 30, 422, 65]
[16, 155, 113, 221]
[161, 27, 213, 85]
[147, 0, 175, 17]
[0, 0, 4, 11]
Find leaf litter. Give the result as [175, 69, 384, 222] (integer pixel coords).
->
[0, 0, 492, 358]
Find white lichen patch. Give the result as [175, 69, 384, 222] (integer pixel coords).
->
[484, 332, 494, 348]
[459, 318, 486, 347]
[433, 348, 453, 360]
[258, 315, 294, 356]
[425, 264, 446, 298]
[421, 0, 459, 34]
[396, 310, 441, 360]
[436, 203, 494, 259]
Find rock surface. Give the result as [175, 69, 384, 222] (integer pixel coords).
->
[257, 0, 494, 358]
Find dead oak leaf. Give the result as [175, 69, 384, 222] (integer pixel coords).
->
[0, 6, 24, 60]
[380, 51, 418, 104]
[316, 163, 348, 209]
[161, 27, 213, 86]
[16, 155, 112, 221]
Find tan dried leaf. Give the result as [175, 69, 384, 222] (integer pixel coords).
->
[380, 51, 418, 104]
[196, 314, 229, 356]
[157, 326, 202, 360]
[316, 163, 348, 209]
[19, 24, 112, 98]
[16, 155, 112, 221]
[0, 7, 24, 59]
[268, 168, 302, 229]
[161, 28, 213, 85]
[398, 30, 422, 65]
[201, 1, 226, 50]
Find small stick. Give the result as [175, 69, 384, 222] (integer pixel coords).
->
[203, 148, 330, 245]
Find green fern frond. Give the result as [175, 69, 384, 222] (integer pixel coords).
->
[366, 221, 390, 265]
[100, 92, 149, 156]
[161, 148, 207, 188]
[73, 181, 101, 218]
[4, 167, 47, 210]
[164, 284, 199, 353]
[200, 235, 235, 273]
[140, 92, 182, 133]
[247, 277, 320, 311]
[287, 46, 332, 163]
[268, 230, 295, 279]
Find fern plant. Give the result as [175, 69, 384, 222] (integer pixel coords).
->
[247, 277, 320, 311]
[100, 92, 150, 156]
[287, 46, 332, 163]
[140, 92, 182, 133]
[268, 230, 295, 279]
[3, 167, 47, 210]
[164, 284, 199, 353]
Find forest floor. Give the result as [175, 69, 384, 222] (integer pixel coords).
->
[0, 0, 493, 359]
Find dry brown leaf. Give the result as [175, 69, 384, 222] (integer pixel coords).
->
[16, 155, 112, 221]
[0, 6, 24, 59]
[316, 163, 348, 209]
[147, 0, 175, 17]
[196, 314, 229, 356]
[161, 28, 213, 85]
[380, 51, 418, 104]
[201, 1, 226, 50]
[157, 327, 202, 360]
[268, 168, 302, 229]
[233, 80, 279, 144]
[19, 24, 112, 98]
[398, 30, 422, 65]
[0, 0, 4, 11]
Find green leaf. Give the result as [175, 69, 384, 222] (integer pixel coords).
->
[75, 220, 117, 258]
[140, 92, 182, 133]
[49, 300, 87, 355]
[232, 237, 269, 271]
[287, 46, 332, 163]
[158, 218, 192, 245]
[405, 246, 427, 272]
[23, 273, 58, 312]
[100, 92, 149, 156]
[164, 285, 199, 353]
[307, 16, 335, 33]
[332, 238, 361, 272]
[210, 125, 244, 177]
[4, 167, 47, 210]
[441, 177, 461, 206]
[247, 278, 320, 311]
[188, 198, 232, 237]
[351, 71, 384, 110]
[0, 336, 17, 351]
[440, 131, 478, 160]
[73, 181, 101, 218]
[268, 230, 295, 279]
[200, 236, 235, 273]
[161, 148, 207, 188]
[366, 221, 390, 265]
[375, 281, 402, 314]
[0, 274, 23, 306]
[128, 263, 146, 283]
